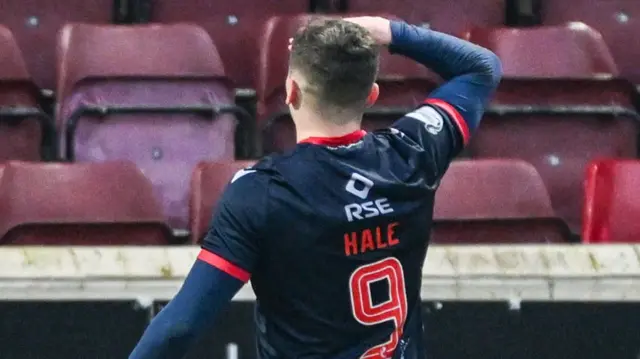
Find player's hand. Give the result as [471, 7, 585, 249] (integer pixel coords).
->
[343, 16, 393, 46]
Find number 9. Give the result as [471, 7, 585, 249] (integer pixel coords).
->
[349, 257, 408, 358]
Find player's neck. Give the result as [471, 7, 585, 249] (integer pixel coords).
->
[294, 112, 363, 143]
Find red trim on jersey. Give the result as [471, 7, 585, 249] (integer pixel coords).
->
[299, 130, 367, 146]
[197, 249, 250, 283]
[424, 98, 470, 145]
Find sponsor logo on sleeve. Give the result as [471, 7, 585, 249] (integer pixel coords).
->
[405, 106, 444, 135]
[231, 169, 256, 183]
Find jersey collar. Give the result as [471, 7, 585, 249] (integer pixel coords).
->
[298, 130, 367, 146]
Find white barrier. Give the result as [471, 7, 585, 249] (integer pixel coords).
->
[0, 245, 639, 301]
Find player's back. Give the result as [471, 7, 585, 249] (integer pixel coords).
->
[248, 128, 440, 358]
[127, 18, 501, 359]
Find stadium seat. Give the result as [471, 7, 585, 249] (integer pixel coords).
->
[345, 0, 506, 35]
[583, 159, 640, 243]
[0, 0, 113, 90]
[465, 24, 618, 77]
[189, 160, 256, 243]
[0, 161, 171, 245]
[432, 159, 571, 244]
[258, 14, 438, 154]
[0, 25, 53, 161]
[57, 23, 247, 229]
[464, 24, 639, 234]
[541, 0, 640, 85]
[148, 0, 309, 88]
[150, 0, 307, 20]
[183, 16, 264, 89]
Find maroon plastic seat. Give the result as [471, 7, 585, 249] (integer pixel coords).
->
[464, 24, 639, 234]
[432, 159, 570, 244]
[583, 159, 640, 243]
[189, 160, 256, 243]
[0, 161, 171, 245]
[258, 14, 438, 154]
[151, 0, 307, 20]
[57, 23, 240, 229]
[188, 17, 264, 89]
[346, 0, 506, 35]
[0, 25, 49, 161]
[465, 24, 618, 77]
[541, 0, 640, 85]
[150, 1, 308, 88]
[0, 0, 112, 90]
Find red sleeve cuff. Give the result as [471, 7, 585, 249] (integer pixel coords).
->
[197, 249, 251, 282]
[424, 98, 470, 146]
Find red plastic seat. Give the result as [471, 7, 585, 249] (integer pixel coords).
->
[258, 14, 438, 153]
[0, 25, 49, 161]
[346, 0, 506, 35]
[583, 159, 640, 243]
[189, 161, 256, 243]
[150, 1, 308, 88]
[465, 24, 617, 77]
[187, 17, 264, 89]
[57, 23, 241, 229]
[432, 159, 571, 244]
[151, 0, 307, 20]
[0, 0, 112, 90]
[464, 24, 639, 234]
[0, 161, 171, 245]
[541, 0, 640, 85]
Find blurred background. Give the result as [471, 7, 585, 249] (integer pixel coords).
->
[0, 0, 638, 358]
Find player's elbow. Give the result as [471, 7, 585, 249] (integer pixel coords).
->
[475, 47, 502, 89]
[485, 51, 503, 87]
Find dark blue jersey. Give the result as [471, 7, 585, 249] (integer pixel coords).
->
[129, 20, 501, 359]
[201, 100, 470, 359]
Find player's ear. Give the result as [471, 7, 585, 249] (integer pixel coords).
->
[285, 76, 301, 108]
[365, 83, 380, 108]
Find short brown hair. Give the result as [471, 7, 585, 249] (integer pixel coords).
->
[290, 19, 379, 116]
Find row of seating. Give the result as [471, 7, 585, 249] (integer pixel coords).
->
[345, 0, 640, 85]
[1, 0, 638, 89]
[1, 18, 638, 233]
[0, 158, 636, 245]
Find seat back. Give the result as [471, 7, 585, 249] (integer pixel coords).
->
[149, 1, 308, 88]
[464, 24, 638, 233]
[470, 109, 638, 235]
[185, 17, 263, 88]
[57, 23, 238, 229]
[0, 25, 44, 161]
[435, 159, 554, 219]
[150, 0, 307, 22]
[542, 0, 640, 84]
[346, 0, 506, 34]
[464, 23, 618, 77]
[432, 159, 569, 244]
[189, 161, 256, 243]
[583, 159, 640, 243]
[258, 14, 438, 153]
[0, 0, 112, 90]
[0, 161, 171, 245]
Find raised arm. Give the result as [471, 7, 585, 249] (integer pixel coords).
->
[346, 16, 502, 182]
[389, 20, 502, 136]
